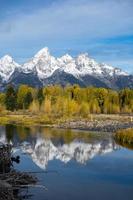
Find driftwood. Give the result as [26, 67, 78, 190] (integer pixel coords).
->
[0, 143, 38, 200]
[0, 143, 12, 173]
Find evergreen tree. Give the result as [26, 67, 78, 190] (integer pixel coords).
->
[24, 91, 33, 109]
[5, 85, 17, 111]
[37, 88, 44, 106]
[17, 85, 29, 109]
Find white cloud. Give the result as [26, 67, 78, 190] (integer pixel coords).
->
[0, 0, 133, 73]
[0, 0, 133, 41]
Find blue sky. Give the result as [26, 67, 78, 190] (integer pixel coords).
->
[0, 0, 133, 73]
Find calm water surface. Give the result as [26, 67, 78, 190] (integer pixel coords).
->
[0, 125, 133, 200]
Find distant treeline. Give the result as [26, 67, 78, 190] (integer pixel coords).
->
[0, 85, 133, 116]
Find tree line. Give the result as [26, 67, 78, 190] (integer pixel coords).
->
[0, 84, 132, 117]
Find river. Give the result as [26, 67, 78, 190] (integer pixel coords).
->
[0, 125, 133, 200]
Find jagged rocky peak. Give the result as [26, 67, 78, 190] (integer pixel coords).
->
[75, 53, 102, 75]
[0, 54, 20, 81]
[114, 67, 128, 76]
[34, 47, 50, 59]
[100, 63, 128, 77]
[57, 54, 80, 77]
[1, 55, 13, 63]
[0, 54, 20, 66]
[23, 47, 58, 79]
[0, 47, 131, 89]
[59, 54, 73, 62]
[76, 53, 96, 65]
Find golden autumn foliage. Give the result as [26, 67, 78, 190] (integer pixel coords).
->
[41, 97, 52, 114]
[29, 100, 40, 113]
[1, 84, 133, 117]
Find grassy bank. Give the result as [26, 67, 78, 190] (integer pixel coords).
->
[0, 111, 132, 131]
[0, 112, 55, 126]
[114, 128, 133, 146]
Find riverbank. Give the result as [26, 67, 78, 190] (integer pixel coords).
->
[0, 112, 133, 132]
[56, 119, 133, 132]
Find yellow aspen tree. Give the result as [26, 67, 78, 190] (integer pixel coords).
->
[90, 99, 101, 114]
[29, 100, 40, 113]
[42, 97, 52, 114]
[80, 102, 90, 117]
[53, 97, 64, 116]
[69, 100, 79, 116]
[111, 104, 120, 114]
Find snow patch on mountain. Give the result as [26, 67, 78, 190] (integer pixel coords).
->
[57, 54, 80, 77]
[0, 55, 20, 81]
[0, 47, 129, 83]
[20, 48, 129, 80]
[22, 47, 59, 79]
[100, 63, 128, 77]
[76, 53, 103, 76]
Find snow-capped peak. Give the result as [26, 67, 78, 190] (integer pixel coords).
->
[75, 53, 103, 75]
[0, 47, 129, 84]
[22, 47, 59, 79]
[59, 54, 73, 62]
[114, 67, 128, 76]
[34, 47, 50, 59]
[100, 63, 128, 77]
[1, 55, 13, 63]
[0, 55, 20, 81]
[57, 54, 80, 77]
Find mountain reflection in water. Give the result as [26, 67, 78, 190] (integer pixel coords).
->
[0, 125, 119, 170]
[1, 125, 133, 200]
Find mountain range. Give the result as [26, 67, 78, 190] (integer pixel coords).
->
[0, 47, 133, 90]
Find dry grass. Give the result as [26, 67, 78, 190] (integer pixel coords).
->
[0, 111, 132, 126]
[114, 128, 133, 145]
